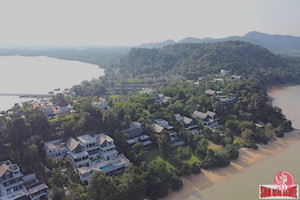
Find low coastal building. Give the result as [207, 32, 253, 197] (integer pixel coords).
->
[23, 173, 49, 200]
[6, 111, 24, 120]
[40, 106, 56, 119]
[56, 103, 74, 116]
[139, 88, 155, 95]
[230, 75, 243, 81]
[192, 110, 220, 129]
[218, 96, 238, 108]
[0, 160, 49, 200]
[150, 93, 170, 103]
[139, 88, 170, 103]
[44, 133, 129, 182]
[213, 78, 224, 84]
[122, 122, 153, 150]
[152, 119, 184, 147]
[44, 139, 68, 159]
[92, 97, 108, 110]
[174, 113, 200, 134]
[220, 69, 230, 76]
[205, 89, 216, 96]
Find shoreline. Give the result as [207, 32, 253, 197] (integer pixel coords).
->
[161, 129, 300, 200]
[266, 83, 300, 92]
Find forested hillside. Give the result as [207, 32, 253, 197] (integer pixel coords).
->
[119, 41, 300, 85]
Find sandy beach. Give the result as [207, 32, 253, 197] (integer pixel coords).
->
[161, 129, 300, 200]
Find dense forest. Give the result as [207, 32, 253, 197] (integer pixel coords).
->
[119, 41, 300, 85]
[0, 46, 131, 68]
[0, 77, 292, 200]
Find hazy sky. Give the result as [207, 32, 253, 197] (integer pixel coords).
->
[0, 0, 299, 46]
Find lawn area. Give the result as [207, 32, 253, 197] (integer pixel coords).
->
[49, 115, 74, 123]
[186, 154, 202, 165]
[208, 141, 222, 150]
[144, 146, 176, 170]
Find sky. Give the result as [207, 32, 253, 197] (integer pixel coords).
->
[0, 0, 300, 46]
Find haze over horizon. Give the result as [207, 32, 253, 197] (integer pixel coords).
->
[1, 0, 300, 47]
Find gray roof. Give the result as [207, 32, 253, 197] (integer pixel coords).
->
[77, 134, 97, 144]
[124, 127, 144, 139]
[27, 183, 48, 195]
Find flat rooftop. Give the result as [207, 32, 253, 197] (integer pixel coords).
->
[77, 134, 97, 144]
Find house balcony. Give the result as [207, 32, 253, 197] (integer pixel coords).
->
[29, 189, 48, 200]
[100, 150, 118, 160]
[0, 188, 26, 200]
[2, 179, 24, 190]
[0, 173, 23, 183]
[99, 144, 116, 152]
[27, 183, 48, 200]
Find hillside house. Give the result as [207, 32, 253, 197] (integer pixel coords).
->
[220, 69, 230, 76]
[213, 78, 224, 84]
[57, 103, 74, 116]
[0, 160, 49, 200]
[152, 119, 184, 147]
[44, 139, 67, 159]
[192, 110, 220, 129]
[230, 75, 243, 81]
[174, 113, 200, 134]
[122, 122, 153, 150]
[44, 134, 129, 182]
[92, 97, 108, 110]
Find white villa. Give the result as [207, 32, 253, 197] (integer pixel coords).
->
[192, 110, 220, 130]
[205, 89, 216, 96]
[230, 75, 243, 81]
[213, 78, 224, 84]
[0, 160, 49, 200]
[139, 88, 155, 95]
[92, 97, 108, 110]
[220, 69, 230, 76]
[44, 139, 68, 159]
[44, 134, 129, 182]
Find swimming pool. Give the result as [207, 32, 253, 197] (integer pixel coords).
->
[100, 164, 114, 172]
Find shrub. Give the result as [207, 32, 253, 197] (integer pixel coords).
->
[191, 162, 201, 174]
[169, 174, 183, 191]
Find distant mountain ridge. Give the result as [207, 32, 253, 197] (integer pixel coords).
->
[138, 31, 300, 56]
[139, 39, 176, 48]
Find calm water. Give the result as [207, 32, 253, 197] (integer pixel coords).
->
[0, 56, 104, 111]
[190, 85, 300, 200]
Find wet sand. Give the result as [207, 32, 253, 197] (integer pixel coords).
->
[161, 129, 300, 200]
